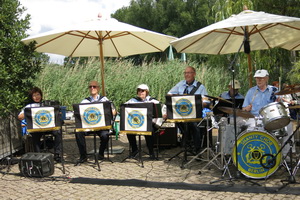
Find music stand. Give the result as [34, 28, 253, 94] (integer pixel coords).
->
[73, 102, 113, 171]
[25, 105, 65, 174]
[165, 95, 203, 168]
[120, 103, 153, 167]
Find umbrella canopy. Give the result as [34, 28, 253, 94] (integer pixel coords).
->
[22, 16, 176, 95]
[171, 10, 300, 86]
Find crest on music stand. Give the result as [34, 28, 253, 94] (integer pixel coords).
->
[120, 103, 153, 135]
[73, 102, 113, 132]
[165, 95, 202, 122]
[25, 106, 61, 133]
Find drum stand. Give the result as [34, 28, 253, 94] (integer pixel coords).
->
[266, 124, 300, 191]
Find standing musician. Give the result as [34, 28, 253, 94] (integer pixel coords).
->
[242, 69, 277, 116]
[168, 66, 208, 153]
[125, 84, 165, 160]
[75, 80, 116, 164]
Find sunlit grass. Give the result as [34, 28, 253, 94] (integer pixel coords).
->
[34, 58, 246, 111]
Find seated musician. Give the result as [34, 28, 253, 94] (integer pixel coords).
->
[242, 70, 294, 157]
[18, 87, 62, 162]
[125, 84, 165, 160]
[220, 80, 244, 100]
[75, 81, 117, 164]
[168, 66, 208, 153]
[279, 83, 299, 120]
[218, 80, 245, 125]
[242, 69, 277, 116]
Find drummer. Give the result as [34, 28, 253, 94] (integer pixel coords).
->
[242, 69, 278, 116]
[242, 69, 294, 157]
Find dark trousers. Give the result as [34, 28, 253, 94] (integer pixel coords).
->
[75, 130, 109, 157]
[178, 122, 203, 152]
[127, 133, 155, 155]
[31, 130, 62, 155]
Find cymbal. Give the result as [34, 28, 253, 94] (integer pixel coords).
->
[288, 105, 300, 109]
[204, 95, 233, 104]
[283, 84, 300, 89]
[218, 106, 254, 118]
[275, 88, 300, 95]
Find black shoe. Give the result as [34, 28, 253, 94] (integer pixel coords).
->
[54, 154, 62, 163]
[75, 155, 87, 165]
[130, 150, 138, 158]
[149, 153, 156, 160]
[98, 154, 104, 160]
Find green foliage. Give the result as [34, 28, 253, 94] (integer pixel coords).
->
[288, 59, 300, 84]
[113, 0, 300, 80]
[32, 59, 246, 111]
[0, 0, 42, 116]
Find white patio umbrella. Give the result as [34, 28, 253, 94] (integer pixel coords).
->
[22, 16, 176, 96]
[171, 10, 300, 87]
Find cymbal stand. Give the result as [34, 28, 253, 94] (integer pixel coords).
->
[210, 156, 233, 184]
[291, 107, 300, 177]
[260, 124, 300, 191]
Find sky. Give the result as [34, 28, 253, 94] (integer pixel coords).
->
[19, 0, 131, 64]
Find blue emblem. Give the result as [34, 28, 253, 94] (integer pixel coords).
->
[83, 107, 102, 125]
[128, 110, 144, 128]
[233, 131, 281, 179]
[175, 98, 193, 116]
[34, 110, 52, 127]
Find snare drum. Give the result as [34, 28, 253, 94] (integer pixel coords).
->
[232, 129, 281, 179]
[259, 102, 290, 131]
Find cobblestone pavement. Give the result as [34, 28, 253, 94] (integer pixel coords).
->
[1, 133, 300, 200]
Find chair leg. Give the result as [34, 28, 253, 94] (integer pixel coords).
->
[138, 135, 144, 168]
[94, 134, 101, 171]
[104, 134, 113, 163]
[59, 129, 65, 174]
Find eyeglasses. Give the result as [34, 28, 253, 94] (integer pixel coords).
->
[138, 89, 146, 92]
[89, 85, 98, 89]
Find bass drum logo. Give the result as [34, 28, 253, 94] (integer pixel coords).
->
[175, 98, 193, 116]
[83, 107, 102, 125]
[34, 110, 52, 127]
[128, 110, 144, 128]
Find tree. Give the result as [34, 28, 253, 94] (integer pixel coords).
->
[0, 0, 43, 116]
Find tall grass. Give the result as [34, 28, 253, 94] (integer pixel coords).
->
[34, 58, 247, 111]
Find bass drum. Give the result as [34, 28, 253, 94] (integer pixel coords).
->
[232, 129, 281, 179]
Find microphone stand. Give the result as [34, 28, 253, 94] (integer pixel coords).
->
[211, 28, 260, 186]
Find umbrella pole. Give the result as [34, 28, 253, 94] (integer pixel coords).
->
[247, 54, 253, 88]
[99, 40, 106, 96]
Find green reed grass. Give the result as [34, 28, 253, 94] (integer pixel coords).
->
[33, 58, 247, 111]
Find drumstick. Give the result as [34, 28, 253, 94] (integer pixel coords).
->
[249, 90, 259, 109]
